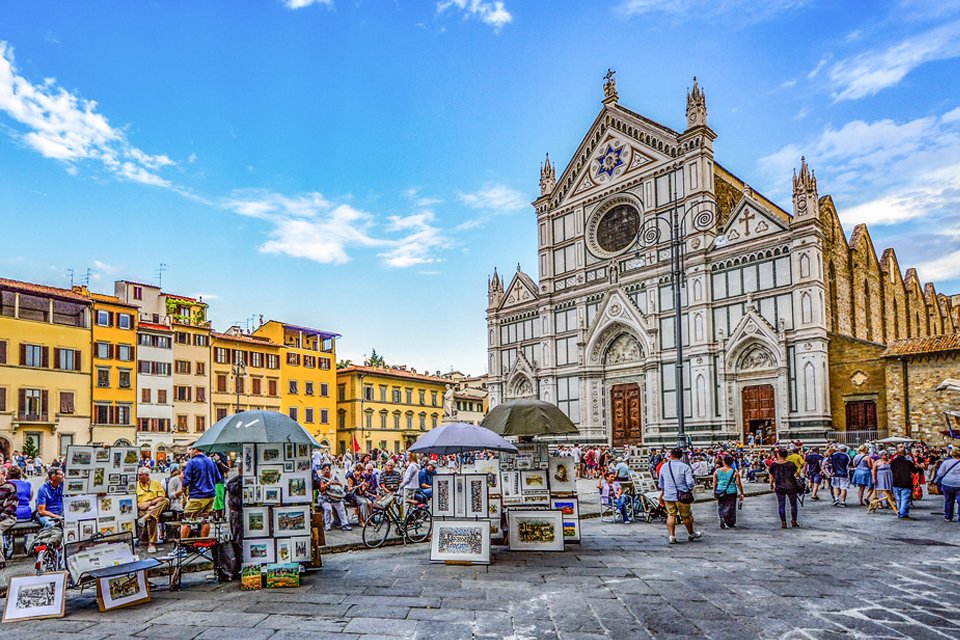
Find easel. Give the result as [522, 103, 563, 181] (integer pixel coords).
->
[867, 490, 896, 513]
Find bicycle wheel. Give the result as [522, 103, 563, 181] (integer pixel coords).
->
[35, 549, 59, 575]
[362, 510, 391, 548]
[403, 508, 432, 543]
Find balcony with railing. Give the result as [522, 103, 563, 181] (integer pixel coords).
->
[16, 411, 50, 423]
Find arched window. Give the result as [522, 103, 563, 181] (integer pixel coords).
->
[828, 262, 838, 332]
[799, 253, 811, 278]
[893, 297, 900, 340]
[801, 292, 813, 324]
[804, 362, 817, 412]
[863, 281, 872, 341]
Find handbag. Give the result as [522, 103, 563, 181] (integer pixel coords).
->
[667, 462, 694, 504]
[714, 471, 735, 499]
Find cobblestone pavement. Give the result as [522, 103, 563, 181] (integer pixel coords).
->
[2, 491, 958, 639]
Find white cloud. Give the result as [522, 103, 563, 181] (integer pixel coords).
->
[404, 187, 442, 207]
[917, 248, 960, 282]
[827, 21, 960, 101]
[458, 183, 527, 211]
[280, 0, 333, 9]
[437, 0, 513, 32]
[616, 0, 807, 23]
[379, 211, 450, 268]
[92, 260, 121, 275]
[0, 41, 175, 188]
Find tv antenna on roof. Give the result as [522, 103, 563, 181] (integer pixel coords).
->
[156, 263, 167, 289]
[82, 268, 95, 287]
[67, 268, 75, 288]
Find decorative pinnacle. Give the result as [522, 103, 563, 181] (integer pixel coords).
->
[686, 75, 707, 128]
[793, 155, 817, 196]
[539, 153, 556, 195]
[603, 68, 618, 102]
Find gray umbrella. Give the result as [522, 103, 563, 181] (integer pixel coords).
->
[481, 399, 579, 437]
[407, 422, 519, 456]
[192, 410, 321, 453]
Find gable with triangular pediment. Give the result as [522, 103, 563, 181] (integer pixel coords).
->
[551, 107, 677, 209]
[717, 196, 789, 248]
[583, 289, 654, 366]
[724, 305, 783, 368]
[500, 270, 539, 310]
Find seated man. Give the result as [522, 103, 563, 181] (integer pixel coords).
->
[379, 459, 402, 494]
[317, 464, 351, 532]
[35, 468, 64, 528]
[418, 461, 435, 501]
[136, 467, 170, 554]
[0, 467, 19, 569]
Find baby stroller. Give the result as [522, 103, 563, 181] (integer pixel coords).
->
[631, 491, 668, 523]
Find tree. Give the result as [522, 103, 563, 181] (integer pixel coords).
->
[336, 359, 354, 370]
[365, 348, 385, 368]
[22, 437, 39, 459]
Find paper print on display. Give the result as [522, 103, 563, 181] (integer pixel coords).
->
[283, 461, 295, 473]
[295, 459, 311, 471]
[2, 572, 68, 622]
[242, 539, 276, 564]
[520, 470, 548, 493]
[281, 472, 311, 504]
[97, 495, 117, 517]
[431, 475, 455, 517]
[258, 465, 284, 487]
[66, 468, 86, 478]
[94, 448, 111, 463]
[430, 520, 491, 565]
[275, 538, 293, 563]
[290, 536, 311, 562]
[68, 446, 95, 469]
[262, 487, 281, 505]
[112, 450, 124, 470]
[244, 507, 271, 538]
[258, 445, 284, 465]
[243, 444, 255, 476]
[98, 516, 117, 536]
[296, 444, 309, 458]
[284, 443, 296, 460]
[548, 457, 577, 493]
[89, 466, 109, 493]
[508, 509, 564, 552]
[272, 506, 310, 537]
[119, 519, 135, 535]
[454, 475, 466, 517]
[64, 496, 98, 522]
[96, 570, 151, 612]
[117, 497, 135, 516]
[551, 498, 580, 542]
[64, 524, 80, 544]
[475, 459, 501, 493]
[79, 519, 97, 540]
[464, 474, 488, 519]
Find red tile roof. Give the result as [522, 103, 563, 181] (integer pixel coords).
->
[882, 334, 960, 358]
[212, 331, 280, 347]
[139, 322, 173, 332]
[0, 277, 89, 303]
[337, 365, 448, 384]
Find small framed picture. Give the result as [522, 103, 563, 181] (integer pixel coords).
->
[64, 524, 80, 545]
[97, 495, 118, 518]
[96, 570, 151, 612]
[283, 461, 295, 473]
[508, 509, 564, 552]
[284, 443, 296, 460]
[64, 496, 98, 522]
[296, 444, 309, 458]
[95, 448, 111, 463]
[64, 478, 88, 496]
[296, 459, 311, 472]
[119, 519, 135, 535]
[67, 445, 95, 469]
[244, 506, 271, 538]
[262, 487, 282, 505]
[464, 474, 489, 519]
[243, 444, 255, 476]
[431, 474, 455, 517]
[275, 538, 293, 564]
[2, 572, 68, 622]
[430, 520, 491, 565]
[243, 539, 276, 564]
[520, 470, 548, 494]
[281, 472, 311, 504]
[89, 466, 109, 493]
[258, 445, 283, 465]
[548, 457, 577, 493]
[258, 465, 283, 487]
[290, 535, 312, 562]
[79, 519, 97, 540]
[117, 497, 135, 517]
[551, 497, 581, 543]
[272, 505, 310, 538]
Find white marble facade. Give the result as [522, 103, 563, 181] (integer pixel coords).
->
[486, 76, 831, 446]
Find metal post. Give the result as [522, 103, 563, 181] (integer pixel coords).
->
[671, 172, 688, 457]
[359, 373, 366, 453]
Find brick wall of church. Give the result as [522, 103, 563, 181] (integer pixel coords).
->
[828, 335, 887, 431]
[884, 353, 960, 444]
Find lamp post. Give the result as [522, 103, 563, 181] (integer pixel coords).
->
[358, 373, 366, 454]
[232, 358, 247, 414]
[635, 170, 716, 457]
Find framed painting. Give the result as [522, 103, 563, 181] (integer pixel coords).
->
[281, 472, 311, 504]
[283, 461, 295, 473]
[97, 495, 118, 518]
[290, 536, 312, 562]
[242, 444, 255, 476]
[258, 465, 284, 487]
[79, 519, 97, 540]
[120, 448, 140, 473]
[63, 524, 80, 545]
[64, 496, 98, 522]
[64, 478, 88, 495]
[508, 509, 564, 552]
[548, 457, 577, 493]
[258, 445, 284, 466]
[242, 538, 276, 564]
[89, 466, 109, 494]
[94, 448, 111, 464]
[430, 520, 490, 565]
[272, 505, 310, 537]
[284, 443, 296, 461]
[454, 475, 466, 517]
[521, 493, 551, 506]
[2, 572, 68, 622]
[96, 570, 151, 612]
[431, 474, 455, 517]
[243, 506, 271, 538]
[551, 497, 581, 543]
[464, 474, 488, 519]
[475, 459, 501, 494]
[500, 471, 520, 497]
[274, 538, 294, 564]
[117, 496, 135, 517]
[262, 486, 282, 505]
[296, 444, 309, 459]
[67, 445, 95, 469]
[520, 470, 549, 494]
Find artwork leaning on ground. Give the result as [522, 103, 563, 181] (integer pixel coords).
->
[507, 510, 565, 552]
[430, 520, 491, 564]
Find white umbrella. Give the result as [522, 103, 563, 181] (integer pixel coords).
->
[935, 378, 960, 392]
[874, 436, 916, 444]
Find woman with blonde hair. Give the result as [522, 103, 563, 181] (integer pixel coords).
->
[850, 444, 874, 506]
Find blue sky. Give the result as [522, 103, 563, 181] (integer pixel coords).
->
[2, 0, 959, 374]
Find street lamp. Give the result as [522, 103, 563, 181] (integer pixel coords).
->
[358, 373, 366, 454]
[232, 358, 247, 414]
[635, 170, 716, 457]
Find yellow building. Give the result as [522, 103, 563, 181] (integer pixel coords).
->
[73, 287, 138, 446]
[211, 327, 282, 423]
[336, 365, 446, 455]
[0, 278, 92, 460]
[167, 294, 212, 446]
[252, 321, 339, 449]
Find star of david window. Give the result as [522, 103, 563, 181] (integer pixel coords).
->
[596, 204, 640, 253]
[596, 144, 624, 178]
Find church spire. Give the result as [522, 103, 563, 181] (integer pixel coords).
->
[686, 76, 707, 129]
[602, 68, 618, 104]
[487, 267, 505, 309]
[792, 156, 819, 219]
[539, 153, 556, 196]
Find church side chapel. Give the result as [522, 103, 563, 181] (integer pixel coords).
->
[486, 72, 960, 447]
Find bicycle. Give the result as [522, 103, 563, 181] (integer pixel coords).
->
[32, 522, 65, 576]
[361, 493, 432, 549]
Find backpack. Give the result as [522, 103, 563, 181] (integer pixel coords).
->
[821, 457, 834, 478]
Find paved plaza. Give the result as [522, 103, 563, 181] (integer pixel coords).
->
[2, 491, 958, 639]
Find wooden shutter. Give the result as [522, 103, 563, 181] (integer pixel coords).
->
[110, 405, 117, 425]
[0, 387, 5, 412]
[18, 388, 25, 412]
[74, 349, 82, 371]
[19, 344, 26, 365]
[53, 348, 62, 369]
[41, 346, 49, 368]
[0, 340, 6, 364]
[41, 389, 48, 414]
[109, 312, 115, 327]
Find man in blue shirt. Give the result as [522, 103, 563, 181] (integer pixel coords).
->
[417, 461, 435, 501]
[830, 445, 851, 507]
[36, 467, 65, 528]
[180, 444, 222, 540]
[658, 448, 702, 545]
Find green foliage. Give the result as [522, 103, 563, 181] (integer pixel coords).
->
[22, 437, 39, 459]
[336, 359, 354, 370]
[365, 348, 385, 367]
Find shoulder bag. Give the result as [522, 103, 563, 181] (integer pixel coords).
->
[714, 471, 735, 499]
[667, 462, 695, 504]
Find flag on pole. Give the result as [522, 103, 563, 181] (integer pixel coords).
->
[352, 434, 361, 454]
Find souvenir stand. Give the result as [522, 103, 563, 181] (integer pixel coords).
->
[407, 422, 517, 566]
[480, 398, 581, 552]
[191, 410, 323, 591]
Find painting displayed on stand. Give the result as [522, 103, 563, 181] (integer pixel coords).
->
[430, 520, 491, 564]
[548, 457, 577, 493]
[551, 498, 581, 543]
[96, 570, 152, 612]
[507, 509, 565, 552]
[2, 573, 68, 622]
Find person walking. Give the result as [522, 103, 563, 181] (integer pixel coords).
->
[850, 445, 874, 506]
[179, 444, 223, 541]
[804, 447, 824, 501]
[890, 447, 923, 520]
[658, 448, 702, 544]
[769, 448, 801, 528]
[830, 445, 852, 507]
[934, 448, 960, 522]
[713, 454, 744, 529]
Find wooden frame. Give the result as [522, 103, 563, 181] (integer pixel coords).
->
[548, 457, 577, 493]
[508, 509, 564, 552]
[2, 572, 68, 622]
[96, 570, 151, 612]
[430, 519, 491, 565]
[551, 497, 581, 543]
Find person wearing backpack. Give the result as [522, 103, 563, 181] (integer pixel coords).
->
[658, 448, 703, 544]
[934, 448, 960, 522]
[713, 455, 744, 529]
[829, 445, 851, 507]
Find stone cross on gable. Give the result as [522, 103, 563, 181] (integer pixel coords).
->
[741, 209, 755, 237]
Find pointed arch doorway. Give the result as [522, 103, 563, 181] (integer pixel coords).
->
[604, 333, 644, 447]
[742, 384, 776, 445]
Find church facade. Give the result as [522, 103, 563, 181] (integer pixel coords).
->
[486, 75, 959, 447]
